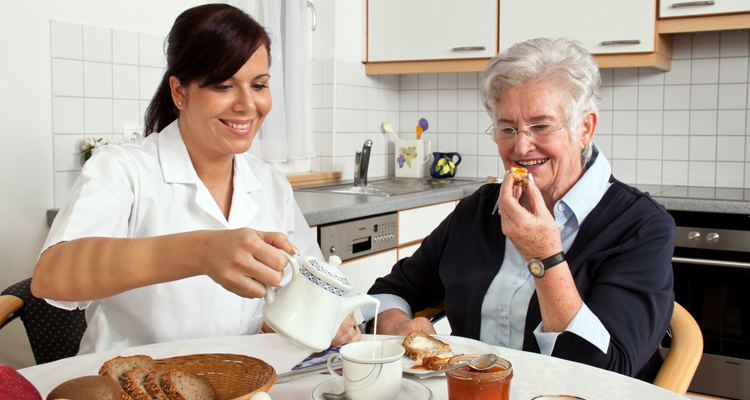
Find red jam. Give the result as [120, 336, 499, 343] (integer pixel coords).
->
[446, 355, 513, 400]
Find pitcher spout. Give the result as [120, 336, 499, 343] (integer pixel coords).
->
[334, 294, 380, 333]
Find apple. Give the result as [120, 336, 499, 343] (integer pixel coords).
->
[0, 365, 42, 400]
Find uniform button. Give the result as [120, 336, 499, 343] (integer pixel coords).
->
[557, 203, 565, 211]
[500, 309, 508, 318]
[514, 278, 522, 285]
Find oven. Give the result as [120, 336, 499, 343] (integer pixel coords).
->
[665, 210, 750, 400]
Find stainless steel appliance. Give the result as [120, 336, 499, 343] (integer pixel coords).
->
[665, 209, 750, 399]
[318, 212, 398, 262]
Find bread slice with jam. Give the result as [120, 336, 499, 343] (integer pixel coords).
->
[402, 331, 451, 361]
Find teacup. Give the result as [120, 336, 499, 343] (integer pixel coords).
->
[326, 341, 404, 400]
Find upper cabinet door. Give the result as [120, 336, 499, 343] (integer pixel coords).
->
[367, 0, 497, 62]
[660, 0, 750, 18]
[499, 0, 656, 55]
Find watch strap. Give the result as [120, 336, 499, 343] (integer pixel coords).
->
[541, 251, 566, 270]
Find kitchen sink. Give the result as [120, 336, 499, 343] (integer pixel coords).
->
[294, 177, 482, 197]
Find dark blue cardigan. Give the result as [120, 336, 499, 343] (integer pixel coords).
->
[369, 177, 675, 380]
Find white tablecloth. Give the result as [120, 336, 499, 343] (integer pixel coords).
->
[19, 333, 687, 400]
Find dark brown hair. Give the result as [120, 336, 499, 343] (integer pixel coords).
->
[145, 4, 271, 135]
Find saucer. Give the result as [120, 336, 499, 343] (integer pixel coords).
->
[310, 378, 433, 400]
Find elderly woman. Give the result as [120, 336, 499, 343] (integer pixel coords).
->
[32, 4, 360, 354]
[364, 38, 674, 380]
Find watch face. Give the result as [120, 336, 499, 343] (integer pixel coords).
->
[528, 260, 543, 277]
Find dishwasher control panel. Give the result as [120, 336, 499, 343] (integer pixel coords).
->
[318, 213, 398, 262]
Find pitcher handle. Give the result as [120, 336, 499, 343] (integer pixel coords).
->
[452, 153, 462, 166]
[265, 249, 300, 304]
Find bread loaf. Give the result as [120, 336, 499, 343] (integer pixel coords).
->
[159, 370, 215, 400]
[144, 370, 171, 400]
[99, 355, 156, 383]
[402, 331, 451, 361]
[46, 375, 132, 400]
[120, 367, 155, 400]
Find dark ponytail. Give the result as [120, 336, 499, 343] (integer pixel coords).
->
[144, 4, 272, 135]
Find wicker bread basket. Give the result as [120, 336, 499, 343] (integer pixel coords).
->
[154, 353, 276, 400]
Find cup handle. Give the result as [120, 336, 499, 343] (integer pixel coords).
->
[327, 353, 344, 382]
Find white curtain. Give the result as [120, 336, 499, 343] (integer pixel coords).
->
[223, 0, 315, 162]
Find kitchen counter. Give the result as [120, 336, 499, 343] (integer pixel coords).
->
[45, 182, 750, 227]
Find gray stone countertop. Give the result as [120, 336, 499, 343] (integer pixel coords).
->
[46, 182, 750, 227]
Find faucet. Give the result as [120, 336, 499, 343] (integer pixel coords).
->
[354, 139, 373, 187]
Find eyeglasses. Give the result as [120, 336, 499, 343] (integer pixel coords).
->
[485, 121, 567, 146]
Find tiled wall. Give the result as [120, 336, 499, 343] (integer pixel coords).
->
[50, 21, 165, 207]
[313, 30, 750, 189]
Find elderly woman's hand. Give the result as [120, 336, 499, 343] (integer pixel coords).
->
[496, 171, 562, 261]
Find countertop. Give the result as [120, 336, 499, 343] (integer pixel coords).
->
[46, 181, 750, 227]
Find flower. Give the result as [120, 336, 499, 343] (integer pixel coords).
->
[81, 136, 127, 161]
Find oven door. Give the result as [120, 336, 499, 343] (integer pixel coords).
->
[669, 252, 750, 399]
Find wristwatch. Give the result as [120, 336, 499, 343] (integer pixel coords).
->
[527, 252, 566, 278]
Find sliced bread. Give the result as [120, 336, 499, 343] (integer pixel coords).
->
[402, 331, 451, 361]
[159, 370, 215, 400]
[120, 367, 155, 400]
[99, 355, 156, 382]
[144, 369, 171, 400]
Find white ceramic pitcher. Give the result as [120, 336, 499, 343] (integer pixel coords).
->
[262, 250, 380, 352]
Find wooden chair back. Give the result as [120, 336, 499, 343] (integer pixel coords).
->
[653, 301, 703, 395]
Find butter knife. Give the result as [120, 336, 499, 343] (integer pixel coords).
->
[275, 361, 342, 383]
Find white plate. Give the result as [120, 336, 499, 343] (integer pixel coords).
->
[310, 377, 432, 400]
[385, 335, 500, 375]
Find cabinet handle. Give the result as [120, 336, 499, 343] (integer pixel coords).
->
[452, 46, 486, 51]
[671, 1, 715, 8]
[307, 1, 317, 31]
[601, 40, 641, 46]
[672, 256, 750, 269]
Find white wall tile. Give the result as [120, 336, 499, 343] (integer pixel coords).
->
[663, 111, 690, 135]
[716, 136, 745, 162]
[437, 112, 457, 133]
[746, 163, 750, 187]
[612, 135, 637, 159]
[438, 90, 457, 111]
[398, 111, 417, 133]
[716, 162, 745, 187]
[51, 21, 82, 60]
[52, 59, 83, 97]
[672, 34, 692, 60]
[113, 29, 139, 65]
[419, 73, 438, 90]
[689, 110, 717, 135]
[600, 86, 614, 110]
[457, 89, 479, 111]
[310, 85, 321, 109]
[113, 65, 139, 99]
[638, 86, 663, 110]
[663, 161, 689, 185]
[613, 86, 638, 110]
[83, 62, 112, 98]
[340, 85, 355, 109]
[83, 26, 111, 62]
[689, 136, 716, 161]
[718, 84, 747, 109]
[717, 110, 746, 136]
[84, 98, 113, 134]
[53, 134, 84, 172]
[613, 68, 638, 86]
[638, 67, 665, 86]
[341, 61, 356, 85]
[719, 58, 749, 84]
[400, 74, 418, 90]
[54, 171, 81, 207]
[355, 110, 367, 133]
[690, 84, 718, 109]
[637, 111, 663, 135]
[311, 109, 322, 133]
[438, 73, 457, 89]
[53, 97, 84, 134]
[378, 88, 390, 111]
[418, 90, 437, 111]
[457, 111, 479, 133]
[342, 109, 355, 132]
[139, 34, 164, 68]
[390, 90, 400, 111]
[355, 86, 367, 110]
[720, 30, 749, 58]
[691, 59, 719, 84]
[692, 32, 720, 58]
[597, 111, 613, 134]
[600, 68, 614, 86]
[663, 136, 689, 160]
[637, 136, 662, 160]
[320, 60, 334, 84]
[457, 132, 479, 156]
[139, 67, 163, 100]
[665, 60, 691, 85]
[139, 100, 150, 124]
[612, 159, 636, 183]
[363, 87, 377, 110]
[664, 85, 690, 110]
[456, 155, 478, 178]
[437, 133, 458, 152]
[311, 61, 321, 85]
[688, 161, 716, 186]
[458, 72, 479, 89]
[636, 160, 662, 184]
[595, 135, 612, 159]
[612, 111, 637, 135]
[400, 90, 418, 111]
[112, 100, 140, 135]
[477, 156, 499, 178]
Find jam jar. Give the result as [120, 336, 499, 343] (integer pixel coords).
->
[446, 354, 513, 400]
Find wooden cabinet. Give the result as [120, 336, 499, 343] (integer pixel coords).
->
[658, 0, 750, 34]
[660, 0, 750, 18]
[340, 249, 398, 322]
[398, 201, 457, 245]
[365, 0, 497, 75]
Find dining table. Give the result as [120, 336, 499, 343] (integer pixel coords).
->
[19, 333, 688, 400]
